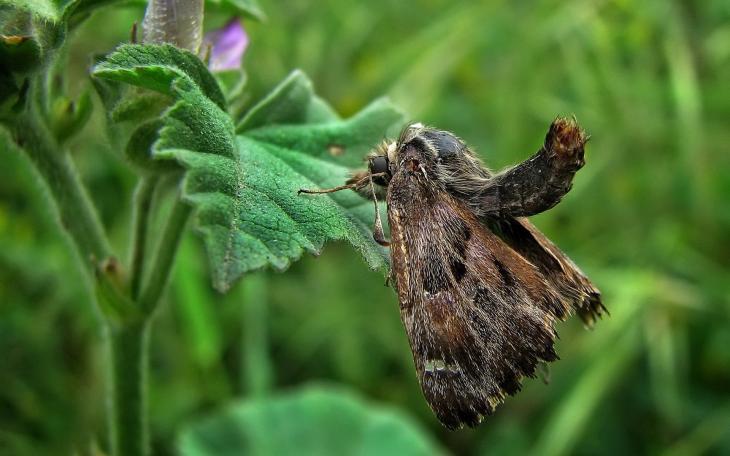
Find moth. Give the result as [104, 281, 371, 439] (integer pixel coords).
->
[299, 117, 605, 429]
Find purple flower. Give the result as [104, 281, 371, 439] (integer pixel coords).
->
[202, 19, 249, 72]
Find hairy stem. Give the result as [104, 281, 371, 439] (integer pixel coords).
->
[12, 112, 111, 267]
[138, 192, 191, 314]
[110, 321, 150, 456]
[129, 177, 157, 299]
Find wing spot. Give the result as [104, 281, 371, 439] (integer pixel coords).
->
[494, 259, 516, 287]
[424, 359, 460, 374]
[450, 259, 467, 282]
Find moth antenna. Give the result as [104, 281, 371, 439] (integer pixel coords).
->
[298, 178, 363, 195]
[369, 174, 390, 247]
[298, 172, 387, 195]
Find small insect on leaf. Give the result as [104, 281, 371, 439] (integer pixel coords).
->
[299, 117, 606, 429]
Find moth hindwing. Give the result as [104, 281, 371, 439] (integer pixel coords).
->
[299, 118, 605, 429]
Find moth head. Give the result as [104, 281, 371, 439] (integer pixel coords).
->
[369, 155, 389, 175]
[367, 140, 396, 186]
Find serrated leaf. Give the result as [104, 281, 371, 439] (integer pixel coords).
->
[155, 100, 394, 290]
[93, 43, 226, 110]
[111, 90, 171, 123]
[178, 386, 440, 456]
[179, 132, 390, 291]
[237, 69, 338, 131]
[246, 98, 403, 168]
[94, 45, 402, 291]
[125, 119, 179, 173]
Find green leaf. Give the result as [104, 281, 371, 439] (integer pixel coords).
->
[178, 386, 440, 456]
[1, 0, 60, 22]
[189, 131, 391, 291]
[237, 69, 338, 131]
[208, 0, 266, 22]
[0, 2, 66, 56]
[246, 98, 403, 168]
[125, 119, 179, 174]
[93, 43, 227, 110]
[94, 46, 403, 291]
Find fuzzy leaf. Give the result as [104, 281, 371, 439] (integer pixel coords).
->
[94, 46, 403, 291]
[246, 99, 403, 169]
[93, 43, 226, 110]
[236, 69, 338, 131]
[1, 0, 60, 22]
[178, 386, 439, 456]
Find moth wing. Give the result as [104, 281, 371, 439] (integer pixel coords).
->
[485, 217, 605, 325]
[389, 195, 569, 429]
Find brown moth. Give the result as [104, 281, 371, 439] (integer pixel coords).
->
[299, 117, 606, 429]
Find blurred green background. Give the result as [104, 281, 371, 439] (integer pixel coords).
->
[2, 0, 730, 454]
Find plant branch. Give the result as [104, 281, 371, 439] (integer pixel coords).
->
[138, 190, 191, 314]
[109, 321, 150, 456]
[129, 177, 157, 299]
[12, 110, 111, 268]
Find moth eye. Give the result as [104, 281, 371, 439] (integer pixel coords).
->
[369, 155, 389, 175]
[422, 130, 463, 160]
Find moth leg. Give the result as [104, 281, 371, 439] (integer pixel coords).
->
[369, 174, 390, 247]
[480, 116, 588, 217]
[299, 172, 390, 246]
[347, 170, 387, 201]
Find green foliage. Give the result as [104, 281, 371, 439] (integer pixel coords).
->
[209, 0, 266, 22]
[1, 0, 64, 22]
[178, 386, 440, 456]
[236, 69, 338, 131]
[94, 45, 399, 291]
[94, 44, 227, 109]
[2, 0, 730, 455]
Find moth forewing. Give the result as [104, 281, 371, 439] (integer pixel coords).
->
[387, 165, 563, 428]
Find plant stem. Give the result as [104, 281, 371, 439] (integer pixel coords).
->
[242, 273, 273, 397]
[110, 320, 150, 456]
[129, 177, 157, 299]
[138, 192, 192, 314]
[13, 112, 111, 267]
